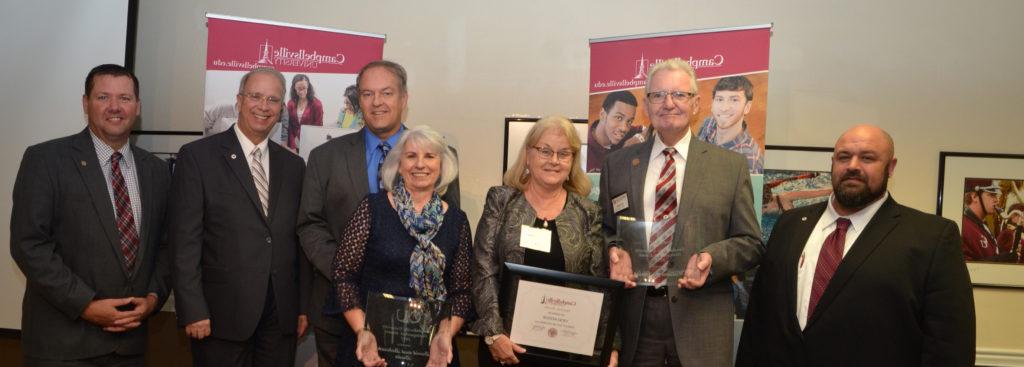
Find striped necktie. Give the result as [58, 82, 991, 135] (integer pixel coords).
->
[648, 148, 677, 287]
[251, 148, 269, 217]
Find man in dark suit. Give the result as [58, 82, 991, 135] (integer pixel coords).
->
[11, 64, 170, 366]
[297, 59, 460, 366]
[601, 58, 763, 366]
[170, 67, 310, 366]
[736, 125, 976, 366]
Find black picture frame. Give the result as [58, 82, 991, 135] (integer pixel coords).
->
[936, 151, 1024, 288]
[502, 263, 624, 367]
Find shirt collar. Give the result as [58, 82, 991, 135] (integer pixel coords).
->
[89, 129, 133, 163]
[233, 123, 268, 156]
[364, 125, 405, 149]
[651, 129, 691, 161]
[823, 191, 890, 232]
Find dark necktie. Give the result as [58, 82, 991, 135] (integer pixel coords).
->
[648, 148, 677, 287]
[111, 152, 140, 275]
[808, 218, 851, 317]
[377, 142, 391, 190]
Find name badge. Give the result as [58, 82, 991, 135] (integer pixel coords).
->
[519, 225, 552, 253]
[612, 193, 629, 214]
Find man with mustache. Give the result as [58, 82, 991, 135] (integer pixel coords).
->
[736, 125, 976, 366]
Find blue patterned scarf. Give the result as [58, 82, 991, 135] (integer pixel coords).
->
[393, 178, 448, 301]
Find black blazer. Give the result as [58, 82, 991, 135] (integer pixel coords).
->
[736, 197, 976, 367]
[296, 127, 460, 333]
[10, 129, 171, 360]
[170, 129, 310, 341]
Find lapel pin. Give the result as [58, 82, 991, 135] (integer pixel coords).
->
[801, 216, 808, 221]
[80, 160, 87, 166]
[230, 153, 237, 160]
[631, 158, 640, 167]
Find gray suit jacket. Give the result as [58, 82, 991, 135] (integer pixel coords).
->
[296, 127, 460, 333]
[598, 137, 763, 367]
[10, 129, 171, 360]
[470, 186, 605, 336]
[169, 129, 310, 341]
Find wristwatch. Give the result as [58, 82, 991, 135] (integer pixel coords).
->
[484, 334, 502, 346]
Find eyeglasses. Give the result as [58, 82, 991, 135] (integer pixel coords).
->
[532, 145, 573, 160]
[646, 90, 697, 104]
[532, 146, 573, 161]
[239, 92, 282, 105]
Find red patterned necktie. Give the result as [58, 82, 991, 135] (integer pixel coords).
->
[808, 218, 851, 317]
[111, 152, 140, 275]
[648, 148, 677, 287]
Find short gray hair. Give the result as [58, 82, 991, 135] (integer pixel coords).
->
[238, 67, 286, 96]
[645, 58, 698, 94]
[381, 125, 458, 196]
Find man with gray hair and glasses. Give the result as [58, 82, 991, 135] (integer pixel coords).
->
[600, 58, 763, 366]
[170, 67, 310, 366]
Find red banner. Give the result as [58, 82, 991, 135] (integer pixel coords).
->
[586, 25, 771, 174]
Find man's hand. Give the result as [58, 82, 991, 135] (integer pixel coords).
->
[677, 252, 713, 290]
[297, 314, 309, 337]
[81, 297, 145, 332]
[608, 247, 637, 288]
[185, 319, 212, 340]
[487, 334, 527, 365]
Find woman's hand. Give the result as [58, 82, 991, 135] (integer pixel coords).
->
[355, 329, 386, 367]
[427, 326, 454, 367]
[488, 334, 527, 365]
[608, 349, 619, 367]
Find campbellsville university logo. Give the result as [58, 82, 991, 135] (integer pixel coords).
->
[255, 40, 347, 69]
[632, 53, 726, 80]
[540, 295, 576, 307]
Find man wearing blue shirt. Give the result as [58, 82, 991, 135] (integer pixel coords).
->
[296, 60, 460, 366]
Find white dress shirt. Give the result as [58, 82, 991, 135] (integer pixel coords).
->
[642, 131, 690, 244]
[234, 123, 270, 179]
[796, 192, 889, 329]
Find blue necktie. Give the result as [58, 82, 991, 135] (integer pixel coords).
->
[377, 142, 391, 190]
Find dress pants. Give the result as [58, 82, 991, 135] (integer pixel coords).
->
[631, 295, 682, 367]
[191, 283, 296, 367]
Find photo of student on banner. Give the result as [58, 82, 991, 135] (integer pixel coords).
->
[696, 75, 765, 173]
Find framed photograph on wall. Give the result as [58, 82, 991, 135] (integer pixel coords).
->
[937, 152, 1024, 288]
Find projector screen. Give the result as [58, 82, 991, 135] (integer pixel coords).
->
[0, 0, 133, 330]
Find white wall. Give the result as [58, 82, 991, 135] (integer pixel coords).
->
[134, 0, 1024, 356]
[0, 0, 130, 330]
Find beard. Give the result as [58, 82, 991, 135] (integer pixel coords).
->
[833, 163, 890, 210]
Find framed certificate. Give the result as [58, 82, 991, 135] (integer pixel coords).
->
[503, 263, 625, 367]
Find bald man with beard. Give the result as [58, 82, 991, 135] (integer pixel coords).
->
[736, 125, 976, 367]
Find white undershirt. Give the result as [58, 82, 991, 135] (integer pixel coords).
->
[795, 192, 888, 329]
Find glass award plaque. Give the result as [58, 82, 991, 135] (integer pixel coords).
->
[616, 216, 685, 286]
[364, 292, 448, 367]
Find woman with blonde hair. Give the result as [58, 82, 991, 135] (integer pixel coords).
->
[472, 116, 606, 366]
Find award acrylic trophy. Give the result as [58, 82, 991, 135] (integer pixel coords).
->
[615, 216, 686, 285]
[364, 292, 449, 367]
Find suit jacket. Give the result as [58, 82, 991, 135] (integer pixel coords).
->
[296, 127, 460, 334]
[170, 129, 310, 341]
[471, 185, 605, 337]
[10, 129, 171, 359]
[736, 198, 976, 367]
[598, 137, 763, 367]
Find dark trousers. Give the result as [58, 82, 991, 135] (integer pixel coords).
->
[314, 326, 342, 367]
[191, 286, 296, 367]
[631, 296, 681, 367]
[25, 353, 143, 367]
